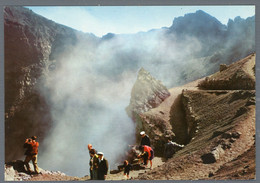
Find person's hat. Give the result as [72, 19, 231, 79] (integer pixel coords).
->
[97, 152, 104, 155]
[140, 131, 145, 135]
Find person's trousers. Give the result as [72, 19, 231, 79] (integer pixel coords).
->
[92, 169, 98, 180]
[24, 155, 39, 173]
[90, 168, 93, 179]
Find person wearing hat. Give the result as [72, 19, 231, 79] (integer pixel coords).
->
[140, 131, 151, 147]
[89, 149, 99, 180]
[23, 136, 40, 174]
[97, 152, 108, 180]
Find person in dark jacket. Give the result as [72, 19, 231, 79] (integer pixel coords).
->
[23, 136, 40, 174]
[140, 131, 151, 146]
[90, 149, 99, 180]
[164, 138, 184, 160]
[123, 160, 132, 179]
[97, 152, 108, 180]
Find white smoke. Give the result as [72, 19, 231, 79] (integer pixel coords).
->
[38, 38, 139, 176]
[36, 14, 254, 177]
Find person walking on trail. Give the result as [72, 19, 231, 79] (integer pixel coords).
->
[140, 131, 151, 147]
[164, 138, 184, 160]
[123, 160, 132, 180]
[138, 145, 154, 169]
[23, 136, 40, 174]
[97, 152, 108, 180]
[88, 144, 97, 179]
[89, 149, 99, 180]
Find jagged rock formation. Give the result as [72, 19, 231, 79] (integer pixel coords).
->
[136, 54, 255, 180]
[126, 68, 170, 116]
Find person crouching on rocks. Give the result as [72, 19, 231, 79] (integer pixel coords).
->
[89, 149, 99, 180]
[138, 145, 154, 169]
[97, 152, 108, 180]
[123, 160, 132, 180]
[23, 136, 40, 174]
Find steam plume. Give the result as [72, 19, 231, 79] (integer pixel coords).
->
[37, 11, 254, 177]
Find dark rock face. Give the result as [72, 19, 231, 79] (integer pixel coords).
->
[4, 6, 86, 162]
[126, 68, 170, 117]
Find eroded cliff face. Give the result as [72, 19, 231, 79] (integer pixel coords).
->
[4, 6, 90, 161]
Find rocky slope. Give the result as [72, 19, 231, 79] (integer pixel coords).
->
[134, 53, 255, 180]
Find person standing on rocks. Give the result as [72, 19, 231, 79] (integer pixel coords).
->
[164, 138, 184, 160]
[89, 149, 99, 180]
[97, 152, 108, 180]
[23, 136, 40, 174]
[140, 131, 151, 147]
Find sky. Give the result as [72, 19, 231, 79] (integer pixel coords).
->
[26, 6, 255, 37]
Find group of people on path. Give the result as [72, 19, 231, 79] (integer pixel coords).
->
[22, 132, 184, 180]
[87, 144, 109, 180]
